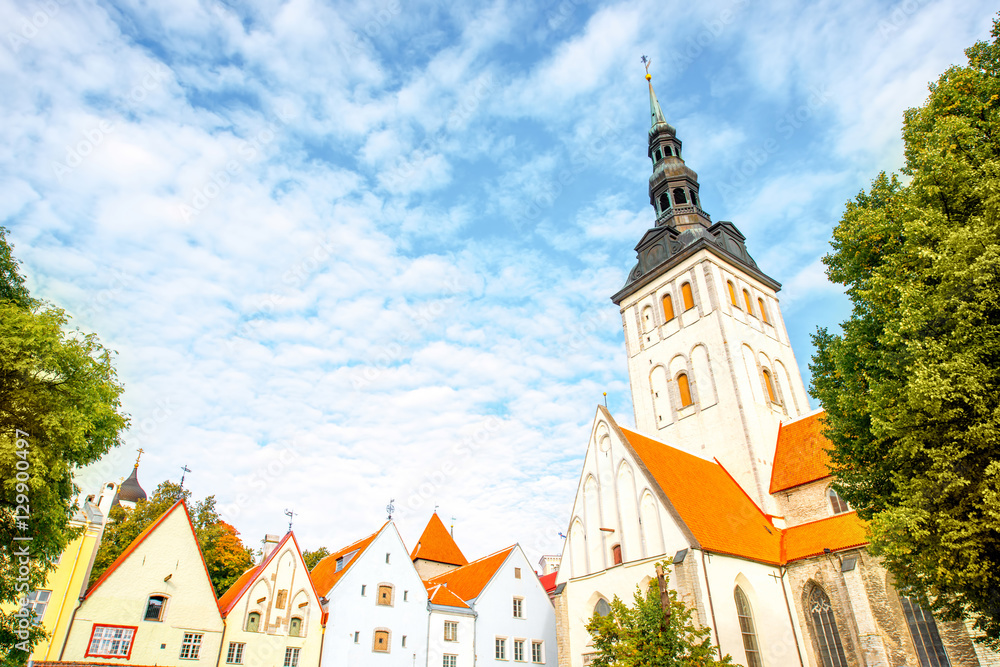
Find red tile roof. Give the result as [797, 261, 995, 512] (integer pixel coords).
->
[770, 411, 835, 493]
[782, 512, 869, 561]
[538, 571, 558, 593]
[311, 523, 387, 596]
[425, 546, 514, 602]
[411, 513, 469, 567]
[85, 500, 216, 602]
[621, 428, 784, 565]
[424, 581, 471, 609]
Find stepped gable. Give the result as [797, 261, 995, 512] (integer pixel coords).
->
[311, 523, 387, 595]
[410, 512, 469, 567]
[770, 410, 835, 494]
[424, 546, 515, 602]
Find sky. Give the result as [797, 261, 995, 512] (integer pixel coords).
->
[2, 0, 996, 566]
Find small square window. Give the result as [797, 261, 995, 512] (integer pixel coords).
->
[283, 647, 299, 667]
[226, 642, 245, 665]
[179, 633, 203, 660]
[514, 567, 521, 579]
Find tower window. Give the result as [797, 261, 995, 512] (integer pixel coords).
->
[743, 289, 754, 315]
[673, 187, 688, 205]
[690, 189, 699, 206]
[681, 282, 694, 311]
[677, 373, 693, 407]
[655, 148, 662, 161]
[828, 487, 850, 515]
[727, 281, 739, 308]
[666, 145, 673, 156]
[659, 192, 670, 213]
[611, 544, 622, 565]
[762, 369, 778, 403]
[758, 298, 770, 324]
[662, 294, 675, 322]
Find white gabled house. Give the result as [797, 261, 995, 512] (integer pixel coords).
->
[425, 582, 476, 667]
[217, 532, 325, 667]
[311, 522, 428, 665]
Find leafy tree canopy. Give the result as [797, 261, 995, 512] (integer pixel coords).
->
[302, 547, 330, 571]
[0, 229, 128, 664]
[811, 15, 1000, 644]
[90, 481, 255, 597]
[585, 562, 732, 667]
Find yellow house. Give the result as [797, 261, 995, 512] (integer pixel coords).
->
[58, 499, 225, 665]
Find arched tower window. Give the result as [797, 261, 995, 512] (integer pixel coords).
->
[662, 295, 675, 322]
[734, 586, 763, 667]
[654, 148, 662, 161]
[727, 281, 739, 308]
[743, 289, 754, 315]
[658, 192, 670, 212]
[899, 596, 951, 667]
[758, 298, 770, 324]
[828, 487, 850, 515]
[672, 187, 688, 205]
[690, 189, 699, 207]
[681, 282, 694, 311]
[677, 373, 693, 407]
[806, 587, 848, 667]
[762, 369, 778, 403]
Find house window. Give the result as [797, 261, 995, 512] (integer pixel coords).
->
[86, 625, 136, 658]
[900, 596, 951, 667]
[276, 589, 288, 609]
[402, 636, 407, 648]
[513, 597, 524, 618]
[246, 612, 261, 633]
[532, 641, 543, 663]
[373, 629, 390, 653]
[361, 584, 366, 596]
[144, 595, 167, 621]
[734, 587, 763, 667]
[662, 294, 675, 321]
[378, 584, 393, 606]
[677, 372, 693, 407]
[808, 587, 848, 667]
[762, 369, 778, 403]
[284, 647, 300, 667]
[515, 567, 522, 579]
[758, 297, 770, 324]
[23, 590, 51, 624]
[289, 617, 303, 637]
[444, 620, 458, 642]
[611, 544, 622, 565]
[404, 590, 408, 601]
[727, 281, 739, 308]
[179, 632, 203, 660]
[226, 642, 245, 664]
[386, 552, 391, 564]
[444, 654, 458, 667]
[681, 282, 694, 310]
[354, 631, 360, 644]
[496, 637, 507, 660]
[828, 488, 850, 515]
[514, 640, 525, 662]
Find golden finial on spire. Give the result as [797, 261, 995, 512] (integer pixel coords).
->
[135, 447, 144, 468]
[641, 55, 652, 80]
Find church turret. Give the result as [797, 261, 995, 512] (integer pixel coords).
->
[113, 450, 147, 510]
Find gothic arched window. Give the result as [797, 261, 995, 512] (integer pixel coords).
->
[681, 282, 694, 311]
[828, 487, 850, 515]
[727, 281, 739, 308]
[673, 187, 688, 205]
[900, 596, 951, 667]
[734, 586, 763, 667]
[594, 599, 612, 617]
[677, 373, 693, 407]
[808, 587, 848, 667]
[662, 295, 675, 322]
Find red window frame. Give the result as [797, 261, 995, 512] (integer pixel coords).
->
[85, 623, 138, 659]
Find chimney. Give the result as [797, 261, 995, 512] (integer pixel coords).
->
[261, 534, 281, 561]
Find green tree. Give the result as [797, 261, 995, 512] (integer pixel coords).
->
[585, 562, 732, 667]
[90, 481, 254, 597]
[0, 229, 128, 664]
[302, 547, 330, 570]
[812, 16, 1000, 645]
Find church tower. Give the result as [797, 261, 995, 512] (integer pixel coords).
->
[611, 71, 811, 512]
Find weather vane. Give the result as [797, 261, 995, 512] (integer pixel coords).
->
[285, 508, 296, 533]
[641, 54, 651, 74]
[386, 498, 395, 520]
[179, 464, 191, 492]
[135, 447, 144, 466]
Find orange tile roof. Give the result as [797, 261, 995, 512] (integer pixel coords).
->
[411, 513, 469, 567]
[424, 581, 471, 609]
[620, 428, 783, 565]
[218, 532, 306, 616]
[425, 546, 514, 602]
[770, 411, 835, 493]
[85, 500, 216, 601]
[311, 523, 386, 596]
[782, 512, 869, 562]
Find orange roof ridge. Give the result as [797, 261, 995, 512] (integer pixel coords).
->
[311, 522, 388, 595]
[425, 546, 515, 602]
[769, 410, 835, 493]
[410, 512, 469, 566]
[218, 532, 296, 615]
[85, 500, 188, 600]
[781, 512, 868, 562]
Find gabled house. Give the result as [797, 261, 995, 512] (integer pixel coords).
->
[426, 545, 557, 667]
[59, 500, 224, 665]
[424, 580, 475, 667]
[311, 522, 427, 664]
[217, 532, 325, 667]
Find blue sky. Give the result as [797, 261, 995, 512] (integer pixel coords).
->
[2, 0, 995, 564]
